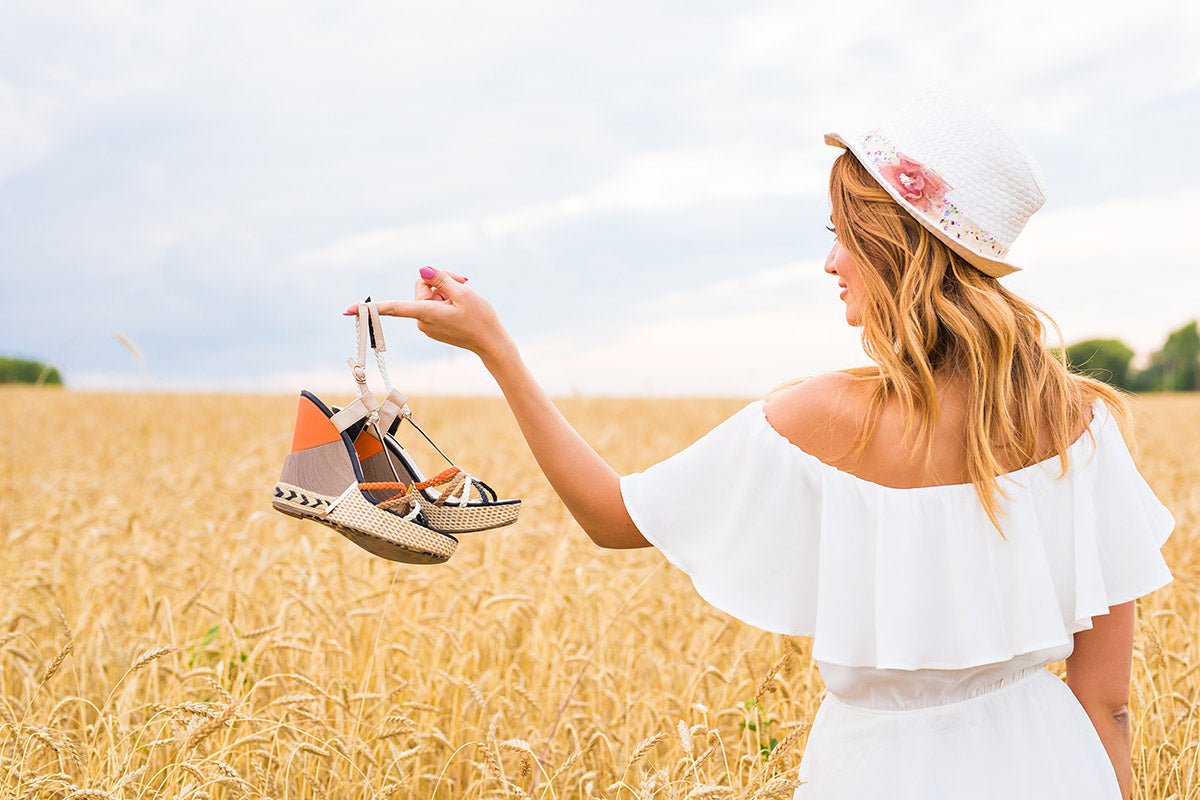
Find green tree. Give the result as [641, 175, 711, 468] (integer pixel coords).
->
[1133, 320, 1200, 392]
[0, 356, 63, 386]
[1064, 338, 1136, 390]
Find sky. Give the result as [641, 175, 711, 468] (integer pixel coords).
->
[1, 0, 1197, 396]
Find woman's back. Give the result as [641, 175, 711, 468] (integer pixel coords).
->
[620, 386, 1173, 798]
[765, 371, 1096, 490]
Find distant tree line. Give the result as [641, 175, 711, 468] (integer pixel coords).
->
[0, 356, 63, 386]
[1062, 320, 1200, 392]
[5, 322, 1198, 393]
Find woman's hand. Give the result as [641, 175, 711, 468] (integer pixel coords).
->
[343, 266, 513, 362]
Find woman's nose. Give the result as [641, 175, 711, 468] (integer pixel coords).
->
[824, 245, 839, 274]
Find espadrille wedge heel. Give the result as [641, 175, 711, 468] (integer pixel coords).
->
[347, 299, 522, 534]
[272, 390, 458, 564]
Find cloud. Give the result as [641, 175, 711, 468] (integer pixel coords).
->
[1005, 187, 1200, 352]
[2, 0, 1196, 394]
[201, 258, 869, 397]
[293, 146, 825, 271]
[0, 79, 57, 180]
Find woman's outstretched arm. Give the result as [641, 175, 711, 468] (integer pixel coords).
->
[354, 267, 650, 550]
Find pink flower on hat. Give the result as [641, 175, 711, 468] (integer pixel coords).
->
[879, 154, 950, 212]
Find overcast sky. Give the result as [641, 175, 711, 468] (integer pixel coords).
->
[2, 0, 1197, 395]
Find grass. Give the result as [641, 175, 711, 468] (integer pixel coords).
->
[0, 389, 1195, 799]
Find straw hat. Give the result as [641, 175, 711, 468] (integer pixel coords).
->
[824, 89, 1046, 278]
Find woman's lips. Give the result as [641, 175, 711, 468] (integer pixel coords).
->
[839, 286, 848, 300]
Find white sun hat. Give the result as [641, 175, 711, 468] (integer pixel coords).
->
[824, 88, 1047, 278]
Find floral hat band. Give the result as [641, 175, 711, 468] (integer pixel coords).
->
[860, 131, 1007, 261]
[824, 89, 1047, 279]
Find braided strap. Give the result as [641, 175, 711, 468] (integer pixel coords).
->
[357, 482, 421, 520]
[418, 467, 489, 507]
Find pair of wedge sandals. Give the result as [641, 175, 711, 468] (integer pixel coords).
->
[271, 299, 520, 563]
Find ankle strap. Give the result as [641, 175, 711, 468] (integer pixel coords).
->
[330, 394, 378, 433]
[377, 387, 411, 433]
[350, 298, 398, 393]
[346, 298, 455, 470]
[341, 297, 404, 432]
[340, 299, 384, 430]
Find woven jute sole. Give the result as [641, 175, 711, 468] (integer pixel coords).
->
[418, 498, 521, 533]
[273, 482, 457, 564]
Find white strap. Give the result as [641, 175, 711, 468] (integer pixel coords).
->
[366, 301, 396, 394]
[331, 395, 378, 433]
[451, 476, 474, 507]
[354, 304, 370, 369]
[347, 296, 400, 426]
[396, 500, 421, 522]
[348, 303, 382, 413]
[367, 301, 386, 353]
[377, 388, 411, 433]
[352, 299, 396, 395]
[323, 484, 357, 515]
[374, 347, 395, 394]
[428, 472, 477, 507]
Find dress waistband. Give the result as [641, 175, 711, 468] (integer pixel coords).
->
[821, 665, 1049, 716]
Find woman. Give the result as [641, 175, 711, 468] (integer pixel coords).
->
[355, 91, 1175, 799]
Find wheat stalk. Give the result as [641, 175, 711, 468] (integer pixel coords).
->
[764, 721, 809, 775]
[184, 698, 239, 750]
[752, 777, 805, 799]
[753, 652, 792, 705]
[627, 732, 669, 771]
[132, 645, 176, 670]
[547, 746, 588, 785]
[39, 639, 73, 685]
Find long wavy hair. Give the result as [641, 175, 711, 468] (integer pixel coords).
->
[818, 149, 1131, 533]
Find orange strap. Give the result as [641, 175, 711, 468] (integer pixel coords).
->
[359, 469, 462, 510]
[359, 481, 408, 493]
[412, 467, 462, 492]
[359, 481, 416, 513]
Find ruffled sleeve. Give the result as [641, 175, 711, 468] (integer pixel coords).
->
[620, 398, 1176, 670]
[1056, 399, 1176, 627]
[619, 403, 824, 637]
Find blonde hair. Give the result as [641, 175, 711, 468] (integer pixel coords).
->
[816, 150, 1131, 532]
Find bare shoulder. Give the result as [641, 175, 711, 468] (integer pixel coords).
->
[763, 372, 868, 454]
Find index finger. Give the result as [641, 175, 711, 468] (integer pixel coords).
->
[375, 299, 451, 321]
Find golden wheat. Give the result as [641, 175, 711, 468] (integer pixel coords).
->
[1, 388, 1196, 798]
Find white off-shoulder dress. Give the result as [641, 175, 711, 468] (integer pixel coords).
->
[619, 397, 1175, 799]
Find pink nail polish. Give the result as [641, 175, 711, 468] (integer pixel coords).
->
[420, 266, 435, 279]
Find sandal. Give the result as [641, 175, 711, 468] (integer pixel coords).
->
[346, 299, 522, 534]
[271, 389, 458, 564]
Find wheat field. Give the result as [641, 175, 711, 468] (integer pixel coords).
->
[0, 388, 1196, 799]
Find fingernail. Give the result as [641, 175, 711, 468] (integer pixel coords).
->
[419, 266, 435, 280]
[343, 311, 355, 316]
